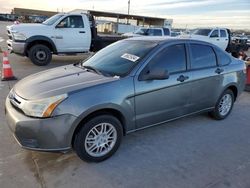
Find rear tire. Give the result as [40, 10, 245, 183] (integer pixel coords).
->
[28, 44, 52, 66]
[210, 89, 234, 120]
[73, 115, 123, 162]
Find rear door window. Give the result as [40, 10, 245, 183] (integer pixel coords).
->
[220, 30, 227, 38]
[190, 44, 217, 69]
[148, 44, 187, 73]
[163, 28, 170, 36]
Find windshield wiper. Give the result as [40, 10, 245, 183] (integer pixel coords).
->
[82, 65, 102, 75]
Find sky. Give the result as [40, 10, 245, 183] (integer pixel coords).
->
[0, 0, 249, 30]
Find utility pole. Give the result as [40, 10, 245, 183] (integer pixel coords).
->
[127, 0, 130, 24]
[128, 0, 130, 15]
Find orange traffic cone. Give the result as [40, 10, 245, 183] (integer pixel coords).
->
[1, 51, 17, 81]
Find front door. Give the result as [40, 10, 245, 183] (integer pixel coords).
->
[54, 15, 90, 53]
[134, 44, 192, 128]
[209, 29, 222, 49]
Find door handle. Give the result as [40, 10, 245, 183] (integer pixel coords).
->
[215, 68, 224, 74]
[79, 31, 86, 33]
[216, 39, 220, 41]
[177, 75, 189, 82]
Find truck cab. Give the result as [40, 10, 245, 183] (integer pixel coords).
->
[7, 12, 124, 66]
[188, 28, 229, 50]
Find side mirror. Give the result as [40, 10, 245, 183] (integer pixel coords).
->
[140, 68, 169, 81]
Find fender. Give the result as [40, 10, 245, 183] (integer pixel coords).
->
[25, 35, 58, 54]
[69, 103, 135, 137]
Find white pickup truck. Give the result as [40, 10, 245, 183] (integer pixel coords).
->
[183, 27, 249, 57]
[122, 27, 171, 37]
[7, 12, 125, 66]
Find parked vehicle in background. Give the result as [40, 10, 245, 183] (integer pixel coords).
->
[5, 37, 246, 162]
[171, 31, 181, 37]
[6, 12, 126, 66]
[122, 27, 171, 37]
[182, 27, 249, 58]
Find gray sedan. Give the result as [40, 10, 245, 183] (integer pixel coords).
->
[5, 37, 246, 162]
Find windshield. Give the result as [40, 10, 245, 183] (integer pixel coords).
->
[42, 14, 64, 25]
[81, 40, 158, 76]
[192, 29, 212, 36]
[134, 28, 148, 35]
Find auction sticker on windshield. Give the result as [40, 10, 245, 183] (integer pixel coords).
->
[121, 53, 140, 62]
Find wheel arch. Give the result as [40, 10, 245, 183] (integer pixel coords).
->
[222, 84, 238, 101]
[71, 108, 127, 147]
[25, 36, 57, 56]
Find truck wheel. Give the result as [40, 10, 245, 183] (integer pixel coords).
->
[28, 44, 52, 66]
[210, 89, 234, 120]
[73, 115, 123, 162]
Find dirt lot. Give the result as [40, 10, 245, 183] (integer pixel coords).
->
[1, 21, 250, 188]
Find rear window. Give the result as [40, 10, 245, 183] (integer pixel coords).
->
[215, 48, 231, 66]
[148, 29, 162, 36]
[190, 44, 217, 69]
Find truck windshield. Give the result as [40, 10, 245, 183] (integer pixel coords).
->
[42, 14, 64, 25]
[193, 29, 212, 36]
[81, 40, 158, 77]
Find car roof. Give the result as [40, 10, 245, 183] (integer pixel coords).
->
[124, 36, 216, 47]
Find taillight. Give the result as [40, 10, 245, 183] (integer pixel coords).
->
[243, 63, 247, 74]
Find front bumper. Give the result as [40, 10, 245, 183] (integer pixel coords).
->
[5, 97, 77, 152]
[7, 39, 25, 55]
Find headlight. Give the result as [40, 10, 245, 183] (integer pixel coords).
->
[21, 94, 68, 118]
[12, 32, 27, 41]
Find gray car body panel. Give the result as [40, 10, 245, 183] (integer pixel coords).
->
[5, 37, 246, 151]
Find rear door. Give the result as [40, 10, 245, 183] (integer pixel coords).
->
[54, 15, 91, 52]
[188, 43, 222, 111]
[163, 28, 171, 36]
[134, 43, 192, 128]
[219, 29, 229, 50]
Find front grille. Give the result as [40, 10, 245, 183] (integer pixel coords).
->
[10, 100, 24, 114]
[9, 91, 26, 115]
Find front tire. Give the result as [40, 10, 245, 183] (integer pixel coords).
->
[73, 115, 123, 162]
[210, 89, 234, 120]
[28, 44, 52, 66]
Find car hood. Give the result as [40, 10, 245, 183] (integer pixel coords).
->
[13, 64, 117, 100]
[7, 23, 48, 33]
